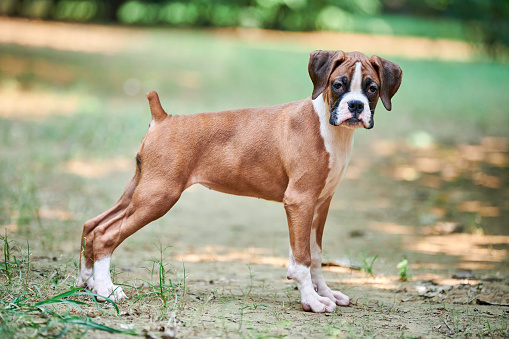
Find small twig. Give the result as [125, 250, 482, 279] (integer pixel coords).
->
[476, 298, 509, 307]
[442, 317, 453, 332]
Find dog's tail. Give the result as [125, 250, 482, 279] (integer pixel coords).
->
[146, 91, 168, 123]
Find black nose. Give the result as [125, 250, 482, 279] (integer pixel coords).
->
[348, 100, 364, 116]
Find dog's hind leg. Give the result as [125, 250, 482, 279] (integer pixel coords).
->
[90, 176, 183, 301]
[78, 91, 172, 300]
[310, 195, 350, 306]
[77, 169, 140, 290]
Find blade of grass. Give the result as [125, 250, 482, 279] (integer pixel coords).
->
[64, 316, 138, 335]
[34, 287, 121, 315]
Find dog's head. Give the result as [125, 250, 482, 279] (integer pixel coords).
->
[308, 50, 402, 129]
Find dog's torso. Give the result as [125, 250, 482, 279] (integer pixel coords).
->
[140, 97, 351, 203]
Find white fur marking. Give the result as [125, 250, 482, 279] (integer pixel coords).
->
[309, 226, 351, 307]
[77, 256, 94, 288]
[93, 256, 127, 301]
[291, 263, 337, 312]
[312, 94, 354, 198]
[310, 227, 324, 294]
[310, 228, 322, 281]
[93, 256, 113, 289]
[287, 242, 337, 312]
[350, 62, 363, 92]
[287, 246, 296, 279]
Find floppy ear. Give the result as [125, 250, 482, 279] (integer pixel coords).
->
[308, 50, 345, 100]
[370, 56, 402, 111]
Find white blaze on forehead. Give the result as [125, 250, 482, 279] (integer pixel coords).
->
[350, 62, 363, 93]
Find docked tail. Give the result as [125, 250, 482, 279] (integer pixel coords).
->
[145, 91, 168, 123]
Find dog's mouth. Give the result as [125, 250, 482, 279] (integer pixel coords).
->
[338, 117, 364, 129]
[329, 117, 363, 128]
[345, 117, 361, 125]
[329, 110, 369, 129]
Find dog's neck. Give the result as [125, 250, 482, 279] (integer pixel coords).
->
[312, 93, 355, 199]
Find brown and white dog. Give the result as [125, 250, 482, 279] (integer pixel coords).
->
[77, 50, 402, 313]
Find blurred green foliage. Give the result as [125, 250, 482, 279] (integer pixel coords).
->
[0, 0, 507, 55]
[382, 0, 509, 57]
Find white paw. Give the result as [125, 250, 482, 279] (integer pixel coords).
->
[93, 285, 127, 302]
[301, 291, 337, 313]
[317, 286, 350, 306]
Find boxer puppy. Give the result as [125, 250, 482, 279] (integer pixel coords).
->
[77, 50, 402, 313]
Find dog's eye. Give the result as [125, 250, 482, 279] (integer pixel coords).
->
[368, 86, 378, 94]
[332, 82, 343, 92]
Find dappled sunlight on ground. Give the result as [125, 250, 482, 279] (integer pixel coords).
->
[0, 87, 82, 118]
[176, 246, 288, 268]
[367, 222, 509, 266]
[216, 28, 476, 61]
[1, 208, 76, 237]
[0, 17, 144, 54]
[341, 275, 403, 290]
[369, 222, 416, 235]
[64, 158, 134, 178]
[37, 208, 76, 221]
[1, 17, 475, 61]
[369, 135, 508, 185]
[0, 55, 76, 83]
[409, 233, 509, 263]
[170, 242, 499, 297]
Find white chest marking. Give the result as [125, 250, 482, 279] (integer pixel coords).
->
[312, 94, 354, 198]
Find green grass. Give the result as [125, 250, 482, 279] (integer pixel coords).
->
[138, 244, 180, 309]
[0, 235, 138, 337]
[360, 252, 379, 278]
[397, 257, 413, 282]
[0, 235, 193, 337]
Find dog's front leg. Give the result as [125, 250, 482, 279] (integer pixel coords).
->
[284, 191, 337, 313]
[310, 195, 350, 306]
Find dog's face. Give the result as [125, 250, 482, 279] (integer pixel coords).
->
[308, 51, 402, 129]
